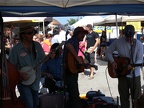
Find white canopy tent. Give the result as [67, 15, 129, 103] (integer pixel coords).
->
[0, 0, 144, 8]
[72, 16, 104, 28]
[3, 17, 46, 22]
[93, 15, 144, 37]
[94, 15, 144, 25]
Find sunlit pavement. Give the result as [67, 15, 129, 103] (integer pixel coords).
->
[78, 58, 144, 106]
[78, 58, 119, 98]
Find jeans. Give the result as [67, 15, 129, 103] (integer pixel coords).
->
[17, 83, 39, 108]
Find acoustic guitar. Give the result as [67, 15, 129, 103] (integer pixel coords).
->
[67, 52, 98, 74]
[108, 56, 144, 78]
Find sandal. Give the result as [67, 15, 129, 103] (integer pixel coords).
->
[81, 72, 84, 75]
[88, 76, 94, 80]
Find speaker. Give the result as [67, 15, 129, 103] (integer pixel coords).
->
[39, 93, 64, 108]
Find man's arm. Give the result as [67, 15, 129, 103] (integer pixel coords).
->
[89, 37, 100, 53]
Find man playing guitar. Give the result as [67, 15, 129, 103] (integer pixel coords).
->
[63, 27, 88, 108]
[105, 25, 143, 108]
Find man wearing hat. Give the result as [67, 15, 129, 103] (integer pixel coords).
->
[105, 25, 143, 108]
[63, 27, 88, 108]
[8, 26, 45, 108]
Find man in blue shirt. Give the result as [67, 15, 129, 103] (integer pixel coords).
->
[8, 26, 45, 108]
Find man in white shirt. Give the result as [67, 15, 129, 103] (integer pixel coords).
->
[105, 25, 143, 108]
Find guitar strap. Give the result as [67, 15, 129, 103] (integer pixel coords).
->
[79, 48, 90, 63]
[130, 39, 136, 65]
[130, 39, 136, 105]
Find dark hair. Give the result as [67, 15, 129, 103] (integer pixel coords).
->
[124, 25, 135, 37]
[51, 43, 60, 57]
[73, 27, 88, 37]
[86, 24, 93, 30]
[53, 27, 60, 36]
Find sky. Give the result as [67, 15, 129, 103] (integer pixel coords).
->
[53, 16, 80, 25]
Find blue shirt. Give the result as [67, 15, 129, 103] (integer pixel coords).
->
[8, 41, 45, 91]
[41, 55, 63, 80]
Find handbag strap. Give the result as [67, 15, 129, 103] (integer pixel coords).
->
[79, 48, 90, 63]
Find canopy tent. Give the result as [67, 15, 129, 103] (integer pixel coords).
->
[2, 17, 61, 36]
[0, 0, 144, 39]
[3, 17, 60, 25]
[0, 0, 144, 17]
[3, 17, 46, 22]
[72, 16, 104, 28]
[94, 15, 144, 26]
[93, 15, 144, 38]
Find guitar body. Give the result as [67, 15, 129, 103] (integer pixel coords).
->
[67, 52, 84, 74]
[108, 57, 130, 78]
[20, 67, 36, 85]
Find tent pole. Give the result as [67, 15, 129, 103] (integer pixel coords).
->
[115, 14, 119, 38]
[43, 20, 45, 36]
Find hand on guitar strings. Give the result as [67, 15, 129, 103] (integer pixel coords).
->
[76, 56, 83, 64]
[127, 64, 134, 71]
[19, 71, 29, 81]
[45, 73, 53, 79]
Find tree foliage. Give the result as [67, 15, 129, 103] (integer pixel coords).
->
[66, 16, 83, 26]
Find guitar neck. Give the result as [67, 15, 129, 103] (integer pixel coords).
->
[33, 41, 65, 71]
[132, 63, 144, 67]
[33, 54, 50, 70]
[80, 63, 98, 70]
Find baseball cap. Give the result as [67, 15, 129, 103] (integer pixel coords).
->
[86, 24, 93, 30]
[124, 25, 135, 37]
[74, 27, 88, 34]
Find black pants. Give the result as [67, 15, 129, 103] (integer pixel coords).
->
[64, 71, 82, 108]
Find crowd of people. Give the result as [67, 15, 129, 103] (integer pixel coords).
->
[1, 23, 144, 108]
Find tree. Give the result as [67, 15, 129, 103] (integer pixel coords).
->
[66, 16, 83, 26]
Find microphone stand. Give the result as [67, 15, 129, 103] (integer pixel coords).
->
[63, 30, 69, 108]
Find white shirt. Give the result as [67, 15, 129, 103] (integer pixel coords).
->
[105, 37, 143, 78]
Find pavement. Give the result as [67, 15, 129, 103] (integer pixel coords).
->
[78, 58, 144, 102]
[78, 58, 119, 98]
[16, 57, 144, 107]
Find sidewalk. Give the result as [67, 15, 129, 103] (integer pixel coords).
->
[78, 58, 144, 99]
[78, 59, 119, 99]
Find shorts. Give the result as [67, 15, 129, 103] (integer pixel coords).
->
[85, 52, 95, 65]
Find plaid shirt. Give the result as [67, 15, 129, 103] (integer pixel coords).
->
[41, 55, 63, 80]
